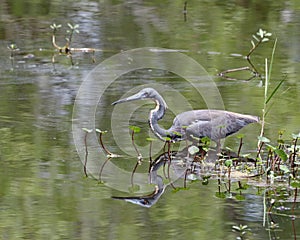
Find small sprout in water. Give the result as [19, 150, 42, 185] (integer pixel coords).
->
[67, 23, 80, 34]
[95, 128, 108, 134]
[163, 136, 172, 142]
[50, 23, 62, 30]
[257, 28, 272, 39]
[82, 128, 93, 133]
[7, 43, 19, 51]
[129, 125, 141, 133]
[232, 224, 250, 239]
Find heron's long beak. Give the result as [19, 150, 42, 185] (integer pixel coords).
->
[112, 92, 144, 105]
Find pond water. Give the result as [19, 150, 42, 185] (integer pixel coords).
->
[0, 1, 299, 239]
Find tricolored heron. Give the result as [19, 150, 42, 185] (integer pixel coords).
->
[112, 88, 259, 144]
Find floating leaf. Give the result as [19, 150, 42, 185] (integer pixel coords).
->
[188, 145, 199, 155]
[215, 192, 226, 199]
[235, 194, 246, 201]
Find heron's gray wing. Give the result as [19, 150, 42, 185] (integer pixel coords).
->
[185, 112, 258, 141]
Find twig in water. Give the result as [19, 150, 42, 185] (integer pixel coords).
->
[82, 128, 93, 177]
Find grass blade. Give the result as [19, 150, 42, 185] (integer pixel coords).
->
[265, 77, 285, 104]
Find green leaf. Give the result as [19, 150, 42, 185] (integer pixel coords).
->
[163, 136, 171, 141]
[258, 136, 270, 143]
[215, 192, 226, 199]
[275, 149, 288, 161]
[225, 159, 233, 167]
[129, 125, 141, 133]
[265, 78, 284, 104]
[146, 137, 156, 142]
[291, 180, 300, 188]
[235, 194, 246, 201]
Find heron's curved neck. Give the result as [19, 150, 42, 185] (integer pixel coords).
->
[149, 95, 170, 140]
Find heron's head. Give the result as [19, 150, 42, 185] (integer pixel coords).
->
[112, 88, 161, 105]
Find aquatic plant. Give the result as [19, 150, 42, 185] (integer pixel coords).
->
[50, 23, 102, 64]
[219, 28, 272, 80]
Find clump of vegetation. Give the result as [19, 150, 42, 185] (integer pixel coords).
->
[50, 23, 102, 64]
[219, 28, 272, 80]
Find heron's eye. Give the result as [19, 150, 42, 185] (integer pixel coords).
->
[142, 92, 149, 97]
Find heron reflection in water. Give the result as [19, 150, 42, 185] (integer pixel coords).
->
[112, 87, 259, 146]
